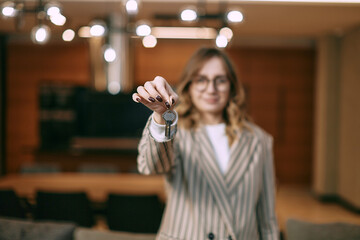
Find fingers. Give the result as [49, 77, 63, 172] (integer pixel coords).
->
[153, 76, 178, 108]
[132, 93, 141, 103]
[133, 76, 178, 110]
[137, 85, 155, 103]
[144, 81, 162, 103]
[153, 76, 170, 107]
[165, 82, 178, 106]
[133, 88, 167, 114]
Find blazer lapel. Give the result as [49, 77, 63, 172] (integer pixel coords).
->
[225, 129, 260, 194]
[194, 127, 236, 237]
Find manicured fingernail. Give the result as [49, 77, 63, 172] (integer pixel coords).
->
[148, 97, 156, 102]
[156, 95, 163, 102]
[165, 102, 170, 109]
[172, 98, 175, 104]
[136, 98, 141, 102]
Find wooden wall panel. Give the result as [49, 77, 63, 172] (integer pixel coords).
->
[6, 42, 90, 173]
[228, 48, 315, 185]
[6, 40, 315, 185]
[0, 35, 6, 176]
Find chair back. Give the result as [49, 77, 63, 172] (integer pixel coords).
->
[0, 189, 27, 219]
[35, 191, 94, 227]
[106, 194, 164, 233]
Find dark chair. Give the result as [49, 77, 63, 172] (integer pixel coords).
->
[0, 189, 27, 219]
[106, 194, 164, 233]
[286, 218, 360, 240]
[35, 191, 94, 227]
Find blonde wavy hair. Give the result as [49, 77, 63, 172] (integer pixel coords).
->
[175, 47, 250, 145]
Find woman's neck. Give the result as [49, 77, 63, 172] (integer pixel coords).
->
[200, 113, 224, 125]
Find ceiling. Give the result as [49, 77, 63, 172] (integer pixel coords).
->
[2, 0, 360, 46]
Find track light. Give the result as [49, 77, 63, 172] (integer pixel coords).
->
[1, 1, 18, 17]
[1, 0, 70, 43]
[180, 7, 197, 22]
[31, 24, 51, 44]
[226, 10, 244, 23]
[90, 20, 107, 37]
[136, 22, 151, 36]
[219, 27, 233, 41]
[50, 13, 66, 26]
[216, 34, 228, 48]
[104, 46, 117, 63]
[78, 26, 91, 38]
[142, 35, 157, 48]
[125, 0, 139, 15]
[108, 81, 121, 95]
[45, 2, 61, 17]
[62, 29, 75, 41]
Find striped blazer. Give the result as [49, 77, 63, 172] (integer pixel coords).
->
[137, 118, 279, 240]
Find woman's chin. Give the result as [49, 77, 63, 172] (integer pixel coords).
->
[198, 106, 224, 115]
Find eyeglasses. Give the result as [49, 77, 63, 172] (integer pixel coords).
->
[191, 75, 230, 92]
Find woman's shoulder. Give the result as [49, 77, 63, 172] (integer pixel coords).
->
[244, 121, 273, 142]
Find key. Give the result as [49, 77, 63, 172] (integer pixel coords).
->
[162, 110, 176, 139]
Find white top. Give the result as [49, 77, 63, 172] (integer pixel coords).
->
[205, 123, 230, 174]
[149, 112, 230, 175]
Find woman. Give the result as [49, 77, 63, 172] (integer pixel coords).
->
[132, 47, 279, 240]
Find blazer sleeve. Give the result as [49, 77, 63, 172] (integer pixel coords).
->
[256, 134, 280, 240]
[137, 116, 177, 175]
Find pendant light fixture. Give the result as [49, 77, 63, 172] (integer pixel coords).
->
[1, 0, 68, 44]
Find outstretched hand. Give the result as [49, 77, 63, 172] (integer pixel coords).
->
[132, 76, 178, 124]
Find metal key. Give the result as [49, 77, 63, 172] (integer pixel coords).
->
[162, 110, 176, 139]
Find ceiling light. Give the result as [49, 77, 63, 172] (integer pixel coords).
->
[31, 24, 51, 44]
[50, 13, 66, 26]
[1, 1, 18, 17]
[249, 0, 360, 2]
[219, 27, 233, 40]
[78, 26, 91, 38]
[226, 10, 244, 23]
[125, 0, 138, 15]
[151, 27, 217, 39]
[62, 29, 75, 41]
[180, 8, 197, 22]
[142, 35, 157, 48]
[104, 46, 117, 62]
[90, 20, 107, 37]
[2, 1, 69, 44]
[136, 23, 151, 36]
[108, 81, 121, 95]
[45, 2, 62, 17]
[216, 34, 228, 48]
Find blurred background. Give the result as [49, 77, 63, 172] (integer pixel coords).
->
[0, 0, 359, 239]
